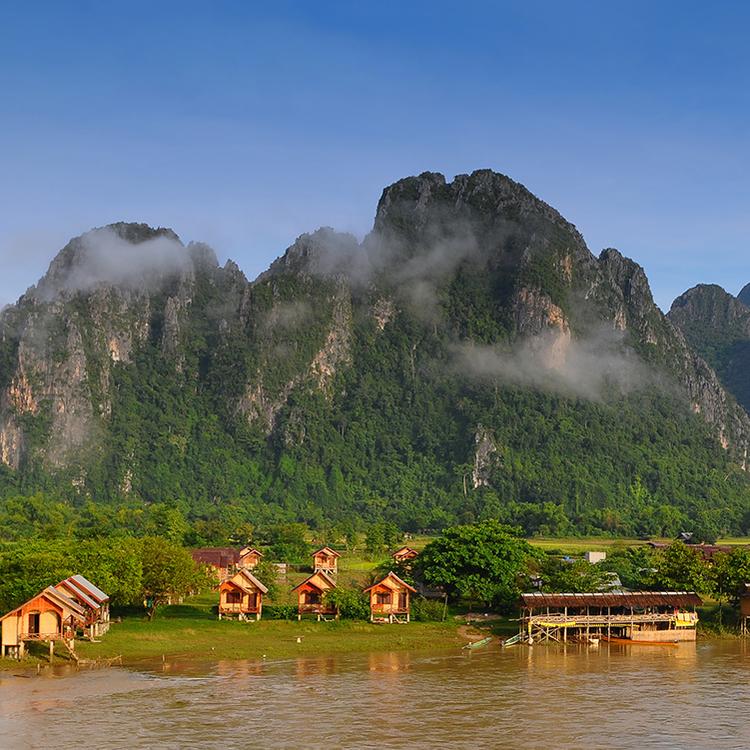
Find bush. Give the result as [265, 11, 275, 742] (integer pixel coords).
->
[323, 588, 370, 620]
[411, 597, 446, 622]
[263, 603, 298, 620]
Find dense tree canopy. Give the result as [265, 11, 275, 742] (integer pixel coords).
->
[418, 521, 539, 606]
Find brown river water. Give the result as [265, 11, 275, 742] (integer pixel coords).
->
[2, 640, 750, 749]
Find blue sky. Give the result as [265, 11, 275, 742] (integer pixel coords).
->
[1, 1, 747, 309]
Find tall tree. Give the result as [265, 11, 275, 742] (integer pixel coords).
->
[418, 521, 539, 607]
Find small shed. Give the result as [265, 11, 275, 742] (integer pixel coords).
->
[238, 547, 264, 569]
[1, 587, 86, 659]
[312, 547, 341, 576]
[364, 572, 417, 623]
[292, 571, 337, 620]
[219, 569, 269, 622]
[54, 574, 110, 637]
[392, 546, 419, 564]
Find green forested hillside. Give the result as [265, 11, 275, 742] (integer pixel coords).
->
[1, 171, 749, 542]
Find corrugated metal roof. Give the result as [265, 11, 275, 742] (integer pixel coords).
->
[43, 586, 87, 618]
[70, 574, 109, 603]
[520, 591, 702, 608]
[56, 579, 100, 610]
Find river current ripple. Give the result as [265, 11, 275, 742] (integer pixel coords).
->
[1, 640, 749, 749]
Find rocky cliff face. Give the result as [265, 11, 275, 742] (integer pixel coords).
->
[668, 284, 750, 417]
[738, 283, 750, 307]
[1, 171, 749, 531]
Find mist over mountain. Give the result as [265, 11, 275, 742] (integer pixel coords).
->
[2, 170, 749, 538]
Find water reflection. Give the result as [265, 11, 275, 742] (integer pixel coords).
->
[1, 642, 749, 749]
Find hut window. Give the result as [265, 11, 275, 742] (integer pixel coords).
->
[226, 591, 242, 604]
[376, 592, 391, 605]
[305, 591, 321, 604]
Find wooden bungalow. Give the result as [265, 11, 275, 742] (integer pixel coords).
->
[54, 574, 110, 637]
[392, 546, 419, 564]
[364, 572, 416, 623]
[292, 571, 337, 620]
[0, 587, 86, 659]
[218, 569, 269, 622]
[238, 547, 264, 569]
[519, 591, 701, 644]
[312, 546, 341, 576]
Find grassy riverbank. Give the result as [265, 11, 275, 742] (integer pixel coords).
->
[25, 594, 462, 668]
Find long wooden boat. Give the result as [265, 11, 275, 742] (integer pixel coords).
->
[601, 635, 679, 646]
[462, 636, 492, 650]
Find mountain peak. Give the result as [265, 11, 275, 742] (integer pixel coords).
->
[738, 283, 750, 307]
[32, 222, 189, 300]
[373, 169, 585, 254]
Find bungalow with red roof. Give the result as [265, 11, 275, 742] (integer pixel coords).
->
[312, 546, 340, 576]
[238, 547, 264, 569]
[292, 570, 337, 620]
[218, 569, 269, 622]
[1, 587, 86, 659]
[364, 572, 416, 623]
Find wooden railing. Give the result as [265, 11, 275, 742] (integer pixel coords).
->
[525, 612, 698, 626]
[298, 603, 336, 615]
[19, 632, 72, 641]
[220, 603, 259, 613]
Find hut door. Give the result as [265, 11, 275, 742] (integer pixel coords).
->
[398, 592, 407, 609]
[248, 593, 257, 608]
[28, 612, 40, 635]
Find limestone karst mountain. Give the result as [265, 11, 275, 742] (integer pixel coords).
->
[669, 283, 750, 417]
[2, 171, 749, 536]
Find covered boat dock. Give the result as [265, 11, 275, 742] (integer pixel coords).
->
[519, 591, 701, 643]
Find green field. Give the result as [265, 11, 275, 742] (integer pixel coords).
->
[66, 593, 461, 667]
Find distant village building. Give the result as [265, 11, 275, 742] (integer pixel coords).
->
[364, 572, 416, 623]
[519, 591, 701, 644]
[239, 547, 264, 569]
[312, 547, 340, 576]
[584, 551, 606, 564]
[392, 546, 419, 564]
[218, 569, 269, 621]
[293, 571, 337, 620]
[0, 587, 86, 659]
[54, 574, 111, 637]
